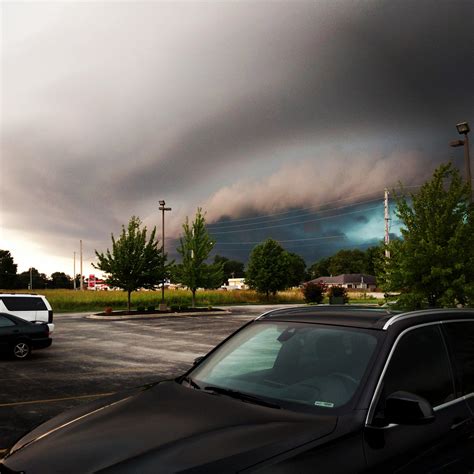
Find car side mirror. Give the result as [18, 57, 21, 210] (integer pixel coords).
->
[193, 356, 204, 366]
[384, 391, 435, 425]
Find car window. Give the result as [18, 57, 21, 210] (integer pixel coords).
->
[442, 321, 474, 396]
[0, 314, 16, 327]
[191, 322, 379, 411]
[1, 297, 47, 311]
[375, 325, 455, 419]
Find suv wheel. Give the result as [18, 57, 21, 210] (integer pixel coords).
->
[13, 341, 31, 359]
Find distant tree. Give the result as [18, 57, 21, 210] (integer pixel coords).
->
[378, 163, 474, 308]
[328, 249, 368, 275]
[213, 255, 245, 286]
[308, 257, 331, 279]
[285, 252, 307, 287]
[246, 239, 290, 299]
[175, 208, 223, 307]
[16, 268, 48, 289]
[365, 244, 384, 276]
[94, 216, 166, 312]
[50, 272, 72, 289]
[0, 250, 18, 289]
[73, 274, 82, 290]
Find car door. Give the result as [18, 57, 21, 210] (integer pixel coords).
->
[442, 320, 474, 469]
[0, 313, 19, 352]
[363, 323, 472, 472]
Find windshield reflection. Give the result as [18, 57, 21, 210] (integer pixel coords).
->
[190, 322, 379, 411]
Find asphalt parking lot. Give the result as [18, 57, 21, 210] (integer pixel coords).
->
[0, 305, 291, 449]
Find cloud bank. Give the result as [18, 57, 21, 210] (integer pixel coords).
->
[1, 1, 473, 272]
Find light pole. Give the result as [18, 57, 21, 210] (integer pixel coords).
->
[159, 200, 171, 309]
[450, 121, 472, 202]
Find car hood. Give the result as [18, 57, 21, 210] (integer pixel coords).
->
[3, 381, 337, 473]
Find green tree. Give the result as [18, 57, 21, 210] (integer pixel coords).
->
[0, 250, 18, 289]
[16, 268, 48, 289]
[365, 244, 384, 276]
[328, 249, 368, 275]
[175, 208, 223, 307]
[285, 252, 307, 287]
[213, 255, 245, 285]
[246, 239, 290, 299]
[50, 272, 72, 289]
[308, 257, 331, 279]
[94, 216, 166, 312]
[378, 163, 474, 309]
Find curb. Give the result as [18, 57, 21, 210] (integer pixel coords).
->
[85, 310, 231, 321]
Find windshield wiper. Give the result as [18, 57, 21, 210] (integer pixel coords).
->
[180, 376, 201, 390]
[203, 386, 280, 409]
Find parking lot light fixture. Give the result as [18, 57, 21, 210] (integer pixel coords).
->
[450, 121, 472, 203]
[456, 121, 470, 135]
[159, 200, 171, 308]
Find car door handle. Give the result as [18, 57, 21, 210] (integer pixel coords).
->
[13, 329, 20, 333]
[451, 418, 471, 430]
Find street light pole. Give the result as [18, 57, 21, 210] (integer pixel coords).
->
[450, 121, 472, 202]
[159, 200, 171, 309]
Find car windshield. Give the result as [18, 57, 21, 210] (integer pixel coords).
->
[190, 321, 380, 412]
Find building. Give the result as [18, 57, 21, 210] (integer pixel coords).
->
[312, 274, 377, 291]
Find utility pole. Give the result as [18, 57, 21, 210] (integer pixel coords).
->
[80, 239, 84, 291]
[384, 188, 391, 259]
[159, 200, 171, 309]
[73, 252, 77, 290]
[29, 267, 33, 290]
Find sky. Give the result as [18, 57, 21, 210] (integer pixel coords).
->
[1, 1, 473, 277]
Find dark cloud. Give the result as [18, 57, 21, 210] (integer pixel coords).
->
[1, 1, 473, 272]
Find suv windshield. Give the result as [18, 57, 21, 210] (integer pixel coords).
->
[190, 321, 380, 412]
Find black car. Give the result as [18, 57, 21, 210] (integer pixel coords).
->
[1, 306, 474, 473]
[0, 312, 52, 360]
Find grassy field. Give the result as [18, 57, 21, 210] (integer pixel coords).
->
[0, 289, 382, 313]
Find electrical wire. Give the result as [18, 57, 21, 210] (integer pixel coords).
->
[208, 205, 382, 235]
[205, 184, 423, 228]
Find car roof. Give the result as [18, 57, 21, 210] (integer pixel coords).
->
[0, 312, 29, 323]
[257, 305, 474, 330]
[0, 293, 42, 297]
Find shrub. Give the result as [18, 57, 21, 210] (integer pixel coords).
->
[301, 282, 326, 304]
[137, 305, 146, 312]
[104, 306, 113, 315]
[147, 305, 155, 312]
[327, 286, 349, 304]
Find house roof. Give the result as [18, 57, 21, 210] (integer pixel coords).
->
[312, 273, 376, 285]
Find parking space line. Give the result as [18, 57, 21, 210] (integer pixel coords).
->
[0, 393, 114, 408]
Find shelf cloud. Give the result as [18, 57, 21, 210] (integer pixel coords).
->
[1, 1, 473, 272]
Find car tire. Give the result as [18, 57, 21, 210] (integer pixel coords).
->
[12, 340, 31, 360]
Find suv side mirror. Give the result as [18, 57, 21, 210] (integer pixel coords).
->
[384, 391, 435, 425]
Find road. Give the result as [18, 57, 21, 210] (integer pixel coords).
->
[0, 305, 295, 449]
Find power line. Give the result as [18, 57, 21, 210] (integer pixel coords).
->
[205, 184, 423, 228]
[206, 197, 382, 230]
[208, 205, 382, 235]
[213, 234, 347, 245]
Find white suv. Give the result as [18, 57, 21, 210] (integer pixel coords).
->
[0, 294, 54, 333]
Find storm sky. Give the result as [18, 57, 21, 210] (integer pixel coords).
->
[1, 1, 473, 276]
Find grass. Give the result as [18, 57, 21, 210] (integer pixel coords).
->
[0, 288, 383, 313]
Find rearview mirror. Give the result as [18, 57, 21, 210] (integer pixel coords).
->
[384, 391, 435, 425]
